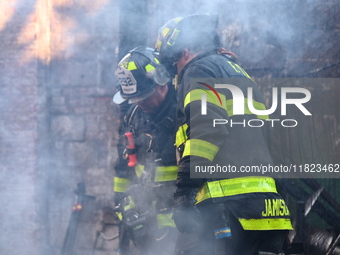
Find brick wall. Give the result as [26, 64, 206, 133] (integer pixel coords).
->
[0, 1, 41, 254]
[0, 0, 120, 254]
[0, 0, 339, 254]
[46, 1, 120, 254]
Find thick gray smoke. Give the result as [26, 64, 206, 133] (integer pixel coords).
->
[0, 0, 338, 254]
[148, 0, 335, 78]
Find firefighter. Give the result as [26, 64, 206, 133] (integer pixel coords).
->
[155, 14, 293, 255]
[112, 46, 178, 255]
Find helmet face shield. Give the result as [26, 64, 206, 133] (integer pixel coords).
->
[113, 46, 170, 104]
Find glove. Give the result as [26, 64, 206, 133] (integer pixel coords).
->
[172, 195, 202, 233]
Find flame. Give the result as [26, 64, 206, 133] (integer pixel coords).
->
[0, 1, 17, 32]
[8, 0, 110, 65]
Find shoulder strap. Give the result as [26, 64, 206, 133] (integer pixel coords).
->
[126, 104, 139, 129]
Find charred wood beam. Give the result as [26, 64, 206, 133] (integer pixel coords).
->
[277, 179, 340, 233]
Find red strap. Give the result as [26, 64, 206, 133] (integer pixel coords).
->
[218, 48, 237, 60]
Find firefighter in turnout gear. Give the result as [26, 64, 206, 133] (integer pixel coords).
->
[113, 46, 178, 255]
[155, 14, 293, 255]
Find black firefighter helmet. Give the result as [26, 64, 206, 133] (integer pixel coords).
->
[155, 13, 220, 68]
[113, 46, 170, 104]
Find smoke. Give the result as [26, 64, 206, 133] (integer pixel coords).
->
[0, 0, 338, 254]
[0, 0, 120, 254]
[148, 0, 336, 77]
